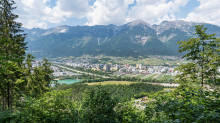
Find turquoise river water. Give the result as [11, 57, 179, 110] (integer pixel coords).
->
[57, 79, 81, 84]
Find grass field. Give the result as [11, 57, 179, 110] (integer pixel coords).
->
[122, 74, 132, 77]
[160, 75, 173, 80]
[85, 81, 138, 85]
[156, 74, 163, 80]
[168, 76, 174, 81]
[135, 75, 146, 78]
[163, 88, 176, 91]
[146, 74, 157, 79]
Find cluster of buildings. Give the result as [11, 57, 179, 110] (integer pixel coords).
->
[64, 62, 122, 72]
[117, 64, 178, 76]
[51, 55, 182, 77]
[56, 59, 179, 76]
[51, 66, 80, 77]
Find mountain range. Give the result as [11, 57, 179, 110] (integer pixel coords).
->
[23, 20, 220, 58]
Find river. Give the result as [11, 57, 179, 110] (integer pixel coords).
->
[57, 79, 81, 84]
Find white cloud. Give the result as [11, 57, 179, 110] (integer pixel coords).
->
[126, 0, 190, 25]
[85, 0, 190, 26]
[85, 0, 134, 26]
[14, 0, 220, 29]
[21, 0, 35, 8]
[14, 0, 89, 29]
[55, 0, 90, 18]
[184, 0, 220, 26]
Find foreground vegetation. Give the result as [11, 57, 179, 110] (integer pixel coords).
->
[1, 82, 219, 122]
[54, 82, 164, 103]
[84, 81, 137, 85]
[0, 1, 220, 122]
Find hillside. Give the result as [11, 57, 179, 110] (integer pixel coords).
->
[24, 20, 220, 58]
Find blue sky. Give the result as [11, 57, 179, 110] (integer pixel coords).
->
[14, 0, 220, 29]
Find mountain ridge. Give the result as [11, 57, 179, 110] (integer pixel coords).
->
[24, 20, 220, 58]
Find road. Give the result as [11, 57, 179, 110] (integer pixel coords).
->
[146, 83, 216, 91]
[144, 82, 180, 87]
[53, 64, 110, 78]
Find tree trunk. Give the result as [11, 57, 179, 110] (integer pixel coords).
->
[3, 95, 5, 110]
[10, 82, 12, 111]
[7, 82, 10, 109]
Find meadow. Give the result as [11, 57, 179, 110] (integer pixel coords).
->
[160, 75, 173, 80]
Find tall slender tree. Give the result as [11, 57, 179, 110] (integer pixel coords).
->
[0, 0, 27, 110]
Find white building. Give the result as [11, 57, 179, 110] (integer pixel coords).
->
[139, 64, 142, 70]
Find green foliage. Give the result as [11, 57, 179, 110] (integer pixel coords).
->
[0, 1, 54, 110]
[55, 82, 164, 103]
[82, 85, 117, 123]
[0, 0, 27, 110]
[0, 108, 17, 123]
[175, 25, 220, 86]
[1, 4, 220, 122]
[0, 85, 149, 123]
[143, 25, 220, 122]
[145, 83, 220, 122]
[115, 102, 146, 123]
[24, 57, 54, 99]
[1, 89, 79, 123]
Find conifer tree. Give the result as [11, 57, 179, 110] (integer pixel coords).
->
[0, 0, 27, 110]
[0, 0, 55, 110]
[28, 58, 54, 99]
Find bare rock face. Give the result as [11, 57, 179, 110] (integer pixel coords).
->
[43, 26, 69, 35]
[152, 20, 198, 35]
[158, 33, 177, 43]
[128, 19, 150, 27]
[131, 35, 151, 45]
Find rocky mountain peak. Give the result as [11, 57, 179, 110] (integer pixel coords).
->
[154, 20, 198, 34]
[128, 19, 150, 27]
[43, 25, 69, 35]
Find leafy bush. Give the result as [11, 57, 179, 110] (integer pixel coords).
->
[146, 83, 220, 122]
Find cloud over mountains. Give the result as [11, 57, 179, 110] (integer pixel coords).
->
[14, 0, 220, 29]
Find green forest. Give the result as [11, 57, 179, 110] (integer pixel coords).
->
[54, 83, 164, 103]
[1, 0, 220, 123]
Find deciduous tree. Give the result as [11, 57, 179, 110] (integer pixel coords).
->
[174, 25, 220, 87]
